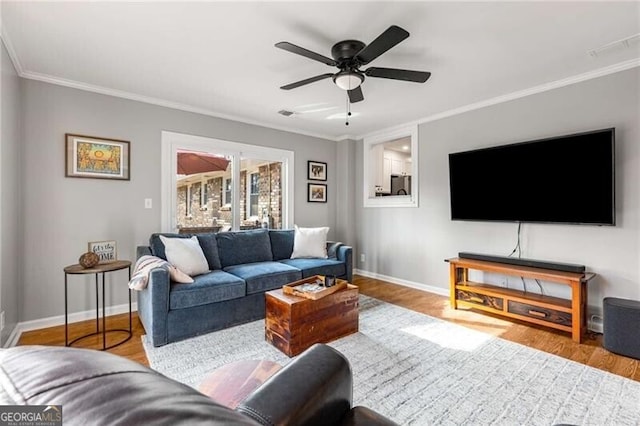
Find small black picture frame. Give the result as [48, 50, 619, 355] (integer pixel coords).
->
[308, 183, 327, 203]
[308, 161, 327, 181]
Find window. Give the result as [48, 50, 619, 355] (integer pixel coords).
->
[363, 125, 419, 208]
[224, 178, 232, 206]
[202, 179, 210, 208]
[249, 172, 259, 217]
[185, 185, 192, 217]
[162, 131, 294, 232]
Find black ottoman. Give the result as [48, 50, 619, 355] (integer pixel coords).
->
[603, 297, 640, 360]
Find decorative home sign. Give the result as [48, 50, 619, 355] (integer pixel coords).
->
[65, 134, 130, 180]
[88, 240, 117, 264]
[307, 161, 327, 181]
[308, 183, 327, 203]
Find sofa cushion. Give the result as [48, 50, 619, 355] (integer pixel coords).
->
[279, 258, 346, 279]
[196, 233, 222, 270]
[223, 262, 301, 295]
[269, 229, 295, 260]
[169, 270, 246, 310]
[216, 229, 273, 268]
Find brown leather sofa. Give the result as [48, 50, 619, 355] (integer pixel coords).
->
[0, 343, 397, 426]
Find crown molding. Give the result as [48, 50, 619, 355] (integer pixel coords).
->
[19, 70, 339, 142]
[335, 134, 357, 141]
[4, 14, 638, 145]
[357, 57, 640, 141]
[0, 21, 24, 75]
[2, 18, 337, 141]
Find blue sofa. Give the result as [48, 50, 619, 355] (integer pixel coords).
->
[136, 229, 353, 347]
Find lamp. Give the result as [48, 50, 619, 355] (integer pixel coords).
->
[333, 71, 363, 91]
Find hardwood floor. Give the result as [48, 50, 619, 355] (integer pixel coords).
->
[17, 275, 640, 381]
[18, 311, 149, 366]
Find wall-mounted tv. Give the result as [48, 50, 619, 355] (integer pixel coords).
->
[448, 128, 615, 225]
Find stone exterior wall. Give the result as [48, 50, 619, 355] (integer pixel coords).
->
[240, 170, 247, 222]
[177, 178, 225, 229]
[258, 163, 282, 229]
[176, 161, 282, 231]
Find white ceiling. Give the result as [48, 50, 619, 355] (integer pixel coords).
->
[2, 2, 639, 140]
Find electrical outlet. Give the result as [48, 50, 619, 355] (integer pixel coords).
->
[144, 198, 152, 209]
[0, 311, 5, 331]
[360, 253, 366, 263]
[589, 315, 604, 334]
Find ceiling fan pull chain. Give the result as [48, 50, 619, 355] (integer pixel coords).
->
[345, 93, 350, 126]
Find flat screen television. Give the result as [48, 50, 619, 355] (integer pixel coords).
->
[448, 128, 615, 225]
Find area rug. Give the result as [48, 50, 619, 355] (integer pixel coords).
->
[143, 296, 640, 425]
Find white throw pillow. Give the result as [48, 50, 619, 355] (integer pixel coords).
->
[290, 225, 329, 259]
[159, 235, 210, 277]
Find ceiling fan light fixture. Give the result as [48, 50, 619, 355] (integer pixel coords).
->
[333, 71, 364, 91]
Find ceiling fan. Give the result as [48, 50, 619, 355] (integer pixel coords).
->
[276, 25, 431, 104]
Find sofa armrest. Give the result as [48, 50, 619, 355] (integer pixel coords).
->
[0, 346, 259, 425]
[137, 245, 152, 259]
[326, 241, 343, 258]
[236, 344, 352, 426]
[337, 245, 353, 283]
[137, 266, 171, 347]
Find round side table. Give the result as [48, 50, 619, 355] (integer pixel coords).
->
[64, 260, 132, 350]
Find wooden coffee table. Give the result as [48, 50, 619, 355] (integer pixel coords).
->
[265, 280, 359, 357]
[198, 360, 282, 408]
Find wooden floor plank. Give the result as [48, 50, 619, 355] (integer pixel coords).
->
[17, 275, 640, 381]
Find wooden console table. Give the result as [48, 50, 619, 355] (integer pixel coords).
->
[447, 258, 595, 343]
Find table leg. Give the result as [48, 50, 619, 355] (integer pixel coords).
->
[128, 266, 132, 333]
[64, 273, 69, 346]
[571, 279, 582, 343]
[449, 263, 458, 310]
[102, 272, 106, 350]
[95, 273, 99, 333]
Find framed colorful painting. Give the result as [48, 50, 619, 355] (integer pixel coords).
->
[65, 134, 130, 180]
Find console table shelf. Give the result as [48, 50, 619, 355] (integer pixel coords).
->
[447, 258, 595, 343]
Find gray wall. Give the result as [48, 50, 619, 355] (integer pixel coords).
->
[335, 138, 357, 248]
[1, 40, 21, 343]
[356, 67, 640, 313]
[20, 79, 338, 322]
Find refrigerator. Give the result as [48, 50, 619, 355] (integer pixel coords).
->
[390, 175, 411, 195]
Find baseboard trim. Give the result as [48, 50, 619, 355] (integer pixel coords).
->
[4, 326, 21, 349]
[3, 302, 138, 348]
[354, 269, 449, 297]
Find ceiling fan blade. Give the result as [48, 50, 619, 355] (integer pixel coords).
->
[365, 67, 431, 83]
[348, 86, 364, 103]
[355, 25, 409, 65]
[280, 73, 334, 90]
[275, 42, 337, 66]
